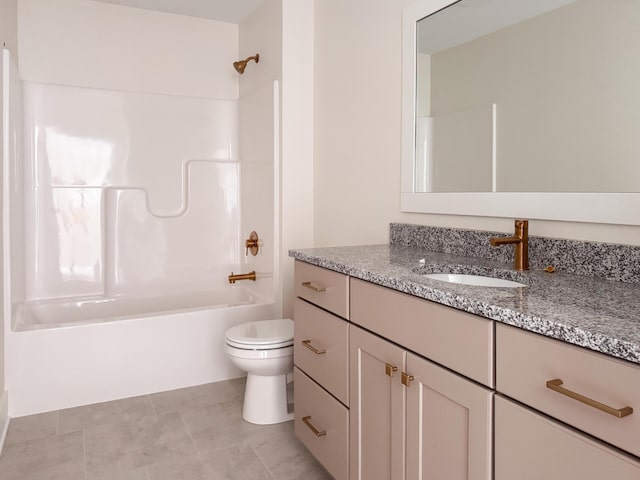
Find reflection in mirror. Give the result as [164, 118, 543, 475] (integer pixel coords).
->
[415, 0, 640, 193]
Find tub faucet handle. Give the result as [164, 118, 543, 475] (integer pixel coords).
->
[245, 231, 259, 256]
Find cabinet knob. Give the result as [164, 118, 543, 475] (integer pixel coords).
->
[385, 363, 398, 377]
[401, 372, 415, 387]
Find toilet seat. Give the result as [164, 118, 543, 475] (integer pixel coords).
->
[225, 318, 293, 351]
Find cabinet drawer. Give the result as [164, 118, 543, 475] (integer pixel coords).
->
[496, 324, 640, 457]
[294, 298, 349, 405]
[495, 396, 640, 480]
[294, 367, 349, 480]
[350, 278, 494, 387]
[294, 260, 349, 319]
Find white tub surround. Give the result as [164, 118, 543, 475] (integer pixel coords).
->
[3, 0, 282, 417]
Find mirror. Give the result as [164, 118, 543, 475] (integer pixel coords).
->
[401, 0, 640, 225]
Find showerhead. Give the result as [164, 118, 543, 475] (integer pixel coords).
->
[233, 53, 260, 74]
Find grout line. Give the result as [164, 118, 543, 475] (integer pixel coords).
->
[56, 410, 60, 436]
[82, 428, 88, 480]
[177, 410, 202, 460]
[250, 443, 278, 480]
[147, 395, 159, 419]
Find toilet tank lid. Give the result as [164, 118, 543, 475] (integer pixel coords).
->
[225, 318, 293, 345]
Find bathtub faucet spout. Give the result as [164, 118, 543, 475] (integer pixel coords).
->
[228, 271, 257, 284]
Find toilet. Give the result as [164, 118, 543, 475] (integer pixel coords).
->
[225, 318, 294, 425]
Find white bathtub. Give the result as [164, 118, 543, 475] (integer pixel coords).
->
[13, 287, 264, 330]
[6, 286, 277, 417]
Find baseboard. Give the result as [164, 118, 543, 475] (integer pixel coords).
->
[0, 390, 9, 455]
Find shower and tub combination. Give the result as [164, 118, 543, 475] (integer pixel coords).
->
[2, 48, 282, 417]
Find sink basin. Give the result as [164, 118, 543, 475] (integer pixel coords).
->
[423, 273, 527, 288]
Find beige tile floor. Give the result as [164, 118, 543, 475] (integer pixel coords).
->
[0, 378, 333, 480]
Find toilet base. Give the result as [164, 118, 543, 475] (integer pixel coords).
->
[243, 372, 294, 425]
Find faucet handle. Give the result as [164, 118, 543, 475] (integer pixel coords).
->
[514, 219, 528, 232]
[489, 219, 529, 271]
[245, 231, 259, 256]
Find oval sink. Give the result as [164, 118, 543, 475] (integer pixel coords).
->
[423, 273, 527, 288]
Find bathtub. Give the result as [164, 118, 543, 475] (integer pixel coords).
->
[13, 287, 264, 330]
[6, 286, 277, 417]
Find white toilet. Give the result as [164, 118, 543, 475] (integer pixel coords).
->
[225, 318, 294, 425]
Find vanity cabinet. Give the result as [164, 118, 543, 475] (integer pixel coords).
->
[495, 396, 640, 480]
[350, 280, 493, 480]
[348, 325, 405, 480]
[292, 259, 640, 479]
[293, 261, 350, 480]
[495, 323, 640, 478]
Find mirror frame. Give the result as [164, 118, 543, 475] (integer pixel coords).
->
[401, 0, 640, 225]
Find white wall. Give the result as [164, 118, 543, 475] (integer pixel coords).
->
[281, 0, 314, 318]
[313, 0, 640, 247]
[239, 0, 282, 96]
[314, 0, 412, 247]
[239, 0, 283, 306]
[242, 0, 314, 319]
[0, 0, 18, 55]
[0, 0, 17, 449]
[18, 0, 238, 98]
[0, 52, 5, 451]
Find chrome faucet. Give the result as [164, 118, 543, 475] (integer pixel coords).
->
[489, 220, 529, 271]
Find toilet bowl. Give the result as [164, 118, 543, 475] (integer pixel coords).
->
[225, 318, 294, 425]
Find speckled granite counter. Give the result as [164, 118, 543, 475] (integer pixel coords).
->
[289, 243, 640, 366]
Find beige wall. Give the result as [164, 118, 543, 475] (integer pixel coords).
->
[313, 0, 640, 247]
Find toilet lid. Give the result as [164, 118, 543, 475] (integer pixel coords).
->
[225, 319, 294, 350]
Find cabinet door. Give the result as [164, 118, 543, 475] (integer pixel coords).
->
[406, 352, 493, 480]
[495, 396, 640, 480]
[350, 326, 406, 480]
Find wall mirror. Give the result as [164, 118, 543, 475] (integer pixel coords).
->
[401, 0, 640, 225]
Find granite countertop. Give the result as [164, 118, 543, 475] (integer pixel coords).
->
[289, 244, 640, 366]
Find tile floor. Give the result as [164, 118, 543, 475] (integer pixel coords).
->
[0, 378, 333, 480]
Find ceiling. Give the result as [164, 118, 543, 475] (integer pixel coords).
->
[93, 0, 264, 23]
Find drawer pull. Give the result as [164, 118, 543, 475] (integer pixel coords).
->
[302, 339, 326, 355]
[546, 379, 634, 418]
[301, 281, 326, 292]
[302, 416, 327, 437]
[385, 363, 398, 377]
